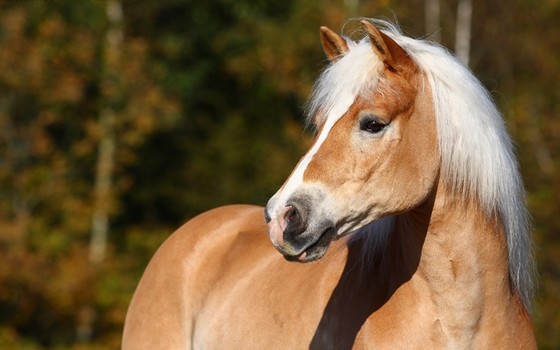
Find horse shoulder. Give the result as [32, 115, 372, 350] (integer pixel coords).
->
[122, 204, 266, 350]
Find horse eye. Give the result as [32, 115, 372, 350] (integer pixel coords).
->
[360, 118, 386, 134]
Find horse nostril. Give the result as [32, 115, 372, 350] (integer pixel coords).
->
[283, 204, 307, 236]
[285, 205, 299, 224]
[264, 208, 272, 224]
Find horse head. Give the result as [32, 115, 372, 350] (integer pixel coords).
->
[265, 21, 439, 262]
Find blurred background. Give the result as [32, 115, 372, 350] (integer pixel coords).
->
[0, 0, 558, 348]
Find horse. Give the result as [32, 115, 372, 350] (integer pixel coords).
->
[122, 19, 536, 349]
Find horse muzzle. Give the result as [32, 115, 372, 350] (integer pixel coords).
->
[265, 195, 337, 262]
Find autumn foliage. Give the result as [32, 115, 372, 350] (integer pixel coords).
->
[0, 1, 558, 348]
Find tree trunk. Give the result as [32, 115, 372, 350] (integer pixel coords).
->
[78, 0, 123, 342]
[425, 0, 441, 42]
[455, 0, 473, 66]
[89, 107, 116, 266]
[89, 0, 123, 266]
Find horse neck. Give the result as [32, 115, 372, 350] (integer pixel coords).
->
[386, 183, 530, 343]
[416, 185, 509, 303]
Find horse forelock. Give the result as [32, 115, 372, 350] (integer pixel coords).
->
[306, 19, 534, 309]
[306, 38, 383, 129]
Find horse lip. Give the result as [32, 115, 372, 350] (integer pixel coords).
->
[282, 226, 337, 263]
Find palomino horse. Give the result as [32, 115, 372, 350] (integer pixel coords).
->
[123, 19, 536, 349]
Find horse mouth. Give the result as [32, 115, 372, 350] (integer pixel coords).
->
[283, 226, 337, 263]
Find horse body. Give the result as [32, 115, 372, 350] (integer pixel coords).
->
[123, 201, 533, 349]
[123, 19, 536, 349]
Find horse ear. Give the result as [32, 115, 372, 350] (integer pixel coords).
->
[320, 26, 349, 62]
[361, 20, 409, 71]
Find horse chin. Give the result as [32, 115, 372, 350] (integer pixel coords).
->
[282, 226, 337, 263]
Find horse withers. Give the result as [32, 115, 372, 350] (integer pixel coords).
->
[123, 19, 536, 349]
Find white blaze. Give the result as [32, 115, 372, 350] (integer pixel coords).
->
[268, 95, 355, 218]
[268, 37, 383, 219]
